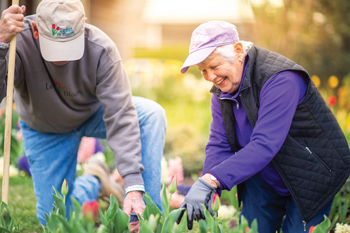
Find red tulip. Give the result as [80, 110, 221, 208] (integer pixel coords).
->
[212, 193, 220, 212]
[57, 27, 60, 31]
[82, 201, 100, 222]
[52, 24, 55, 29]
[327, 95, 337, 106]
[309, 226, 316, 233]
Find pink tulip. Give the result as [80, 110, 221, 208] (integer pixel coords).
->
[212, 193, 220, 212]
[168, 157, 183, 185]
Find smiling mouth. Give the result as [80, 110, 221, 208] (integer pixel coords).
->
[216, 77, 226, 85]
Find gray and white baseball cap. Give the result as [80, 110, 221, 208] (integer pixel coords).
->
[36, 0, 85, 61]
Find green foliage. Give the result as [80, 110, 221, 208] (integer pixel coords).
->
[42, 185, 104, 233]
[0, 202, 20, 232]
[220, 186, 240, 211]
[41, 180, 262, 233]
[311, 215, 331, 232]
[100, 195, 130, 233]
[251, 0, 350, 86]
[163, 125, 208, 176]
[0, 110, 24, 165]
[327, 181, 350, 230]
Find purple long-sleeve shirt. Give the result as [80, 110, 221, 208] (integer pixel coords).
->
[203, 55, 307, 195]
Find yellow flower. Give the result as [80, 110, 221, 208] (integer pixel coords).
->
[20, 170, 26, 177]
[328, 75, 339, 88]
[311, 75, 321, 87]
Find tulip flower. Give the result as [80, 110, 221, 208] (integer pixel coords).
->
[82, 201, 100, 222]
[309, 226, 316, 233]
[61, 179, 68, 196]
[168, 175, 177, 194]
[148, 214, 159, 231]
[327, 96, 337, 107]
[328, 75, 339, 88]
[212, 193, 220, 212]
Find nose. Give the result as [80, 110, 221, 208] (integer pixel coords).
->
[204, 70, 216, 82]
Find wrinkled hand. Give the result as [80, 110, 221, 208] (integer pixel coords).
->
[176, 177, 217, 230]
[0, 5, 26, 43]
[123, 191, 145, 232]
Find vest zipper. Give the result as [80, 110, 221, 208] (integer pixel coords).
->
[271, 160, 307, 223]
[305, 147, 332, 173]
[219, 97, 239, 109]
[303, 220, 306, 231]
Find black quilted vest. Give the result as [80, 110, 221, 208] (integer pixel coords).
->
[210, 46, 350, 222]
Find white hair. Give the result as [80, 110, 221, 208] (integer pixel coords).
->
[203, 41, 253, 64]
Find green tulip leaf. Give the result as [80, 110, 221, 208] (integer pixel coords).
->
[139, 220, 154, 233]
[52, 187, 66, 217]
[114, 208, 130, 233]
[99, 209, 107, 226]
[143, 193, 162, 221]
[239, 215, 249, 230]
[202, 204, 214, 230]
[161, 183, 170, 219]
[178, 211, 188, 233]
[0, 226, 11, 232]
[71, 197, 82, 223]
[313, 215, 331, 232]
[161, 208, 185, 233]
[248, 219, 258, 233]
[155, 221, 163, 233]
[199, 219, 208, 233]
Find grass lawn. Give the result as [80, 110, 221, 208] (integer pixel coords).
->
[0, 175, 43, 233]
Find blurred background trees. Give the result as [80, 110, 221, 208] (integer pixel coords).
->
[253, 0, 350, 88]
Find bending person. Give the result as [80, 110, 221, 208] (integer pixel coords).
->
[0, 0, 165, 231]
[177, 21, 350, 232]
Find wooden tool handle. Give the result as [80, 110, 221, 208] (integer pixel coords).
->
[2, 0, 20, 204]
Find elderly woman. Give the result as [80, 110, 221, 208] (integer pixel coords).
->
[177, 21, 350, 233]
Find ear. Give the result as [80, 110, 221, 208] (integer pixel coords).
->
[233, 42, 244, 56]
[32, 21, 39, 40]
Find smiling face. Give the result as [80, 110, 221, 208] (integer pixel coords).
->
[197, 43, 245, 93]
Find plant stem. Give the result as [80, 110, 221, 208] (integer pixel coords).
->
[168, 193, 173, 212]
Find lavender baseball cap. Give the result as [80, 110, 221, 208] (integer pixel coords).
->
[180, 21, 240, 74]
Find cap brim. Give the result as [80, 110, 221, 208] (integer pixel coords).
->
[180, 47, 217, 74]
[39, 32, 85, 62]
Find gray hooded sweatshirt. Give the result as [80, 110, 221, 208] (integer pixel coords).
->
[0, 15, 144, 188]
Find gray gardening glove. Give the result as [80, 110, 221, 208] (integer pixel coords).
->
[176, 177, 217, 230]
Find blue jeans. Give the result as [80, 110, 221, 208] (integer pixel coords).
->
[20, 96, 166, 225]
[240, 174, 333, 233]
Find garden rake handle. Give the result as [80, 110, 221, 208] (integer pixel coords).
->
[2, 0, 20, 205]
